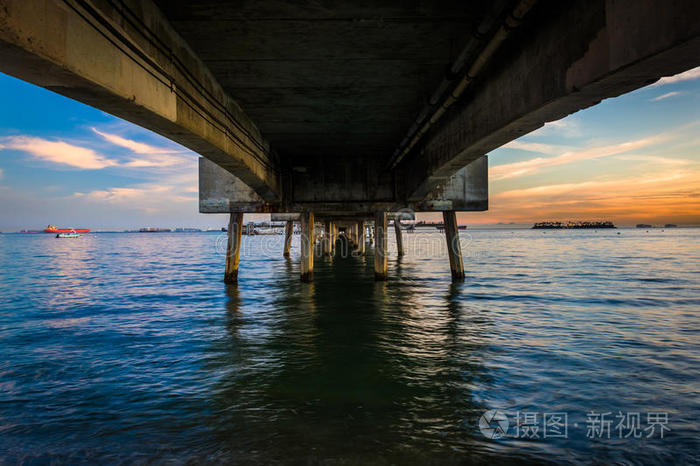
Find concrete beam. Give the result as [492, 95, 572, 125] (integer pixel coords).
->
[201, 151, 484, 213]
[401, 0, 700, 199]
[271, 213, 300, 222]
[417, 156, 488, 211]
[199, 158, 270, 212]
[0, 0, 280, 201]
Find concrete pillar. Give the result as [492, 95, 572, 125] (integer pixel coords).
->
[394, 220, 404, 257]
[357, 221, 366, 254]
[224, 212, 244, 283]
[300, 211, 314, 282]
[374, 211, 388, 281]
[323, 220, 332, 256]
[331, 222, 337, 255]
[283, 220, 293, 258]
[443, 211, 465, 281]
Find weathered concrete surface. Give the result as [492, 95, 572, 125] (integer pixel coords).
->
[418, 157, 488, 211]
[0, 0, 279, 200]
[199, 158, 268, 212]
[201, 153, 485, 214]
[153, 0, 492, 164]
[400, 0, 700, 199]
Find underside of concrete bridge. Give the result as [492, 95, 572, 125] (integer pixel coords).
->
[1, 0, 699, 280]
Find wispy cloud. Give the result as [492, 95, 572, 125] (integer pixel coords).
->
[614, 154, 692, 165]
[503, 140, 575, 155]
[91, 128, 181, 155]
[651, 66, 700, 87]
[121, 154, 187, 168]
[496, 171, 687, 200]
[74, 185, 168, 202]
[491, 135, 664, 181]
[1, 129, 192, 170]
[650, 91, 683, 102]
[1, 136, 115, 169]
[73, 171, 198, 214]
[92, 128, 188, 168]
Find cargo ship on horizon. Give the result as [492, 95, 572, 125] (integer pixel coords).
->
[44, 224, 90, 233]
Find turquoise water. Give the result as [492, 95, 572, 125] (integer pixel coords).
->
[0, 229, 698, 464]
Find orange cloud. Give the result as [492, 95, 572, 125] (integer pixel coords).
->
[480, 169, 700, 225]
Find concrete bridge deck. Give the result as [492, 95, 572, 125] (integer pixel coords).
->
[1, 0, 699, 281]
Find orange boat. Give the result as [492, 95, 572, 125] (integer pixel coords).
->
[44, 224, 90, 233]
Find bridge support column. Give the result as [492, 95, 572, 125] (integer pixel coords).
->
[357, 221, 366, 254]
[323, 220, 332, 256]
[330, 222, 337, 256]
[283, 220, 293, 258]
[224, 212, 244, 283]
[443, 211, 464, 281]
[394, 220, 404, 257]
[300, 212, 314, 282]
[374, 212, 388, 281]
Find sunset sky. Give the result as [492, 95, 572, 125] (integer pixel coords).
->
[0, 67, 698, 231]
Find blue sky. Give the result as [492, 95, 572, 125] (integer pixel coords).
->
[0, 67, 698, 231]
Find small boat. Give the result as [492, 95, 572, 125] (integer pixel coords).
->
[56, 231, 80, 238]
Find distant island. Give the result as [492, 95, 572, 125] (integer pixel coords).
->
[636, 223, 677, 228]
[532, 221, 615, 229]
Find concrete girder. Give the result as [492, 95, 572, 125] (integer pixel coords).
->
[201, 157, 484, 214]
[400, 0, 700, 200]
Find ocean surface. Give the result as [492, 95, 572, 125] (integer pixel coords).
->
[0, 228, 698, 464]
